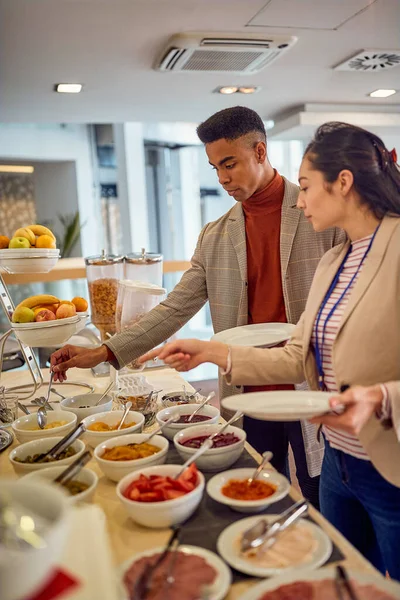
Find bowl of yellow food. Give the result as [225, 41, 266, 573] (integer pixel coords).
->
[82, 410, 145, 448]
[22, 465, 98, 505]
[9, 436, 86, 476]
[94, 433, 169, 482]
[12, 410, 77, 444]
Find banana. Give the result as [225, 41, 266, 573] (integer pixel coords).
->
[26, 224, 56, 241]
[15, 294, 60, 311]
[13, 227, 36, 245]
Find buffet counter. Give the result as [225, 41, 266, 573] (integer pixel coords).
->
[0, 368, 381, 599]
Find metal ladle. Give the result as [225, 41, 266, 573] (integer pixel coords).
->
[94, 381, 114, 406]
[187, 391, 215, 422]
[117, 401, 132, 430]
[36, 406, 47, 429]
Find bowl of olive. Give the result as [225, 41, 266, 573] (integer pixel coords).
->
[9, 436, 86, 475]
[22, 465, 98, 504]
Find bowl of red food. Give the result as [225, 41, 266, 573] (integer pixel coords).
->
[174, 424, 246, 472]
[156, 403, 220, 441]
[116, 463, 205, 528]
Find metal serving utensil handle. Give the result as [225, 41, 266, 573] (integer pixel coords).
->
[187, 391, 215, 422]
[54, 450, 92, 485]
[34, 422, 86, 463]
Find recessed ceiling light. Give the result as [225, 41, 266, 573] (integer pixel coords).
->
[217, 86, 238, 95]
[0, 165, 34, 173]
[55, 83, 83, 94]
[238, 86, 260, 94]
[368, 89, 397, 98]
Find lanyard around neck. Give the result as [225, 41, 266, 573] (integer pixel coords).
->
[314, 226, 380, 391]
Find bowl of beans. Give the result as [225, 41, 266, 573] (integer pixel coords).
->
[9, 436, 86, 475]
[22, 465, 99, 505]
[94, 433, 169, 482]
[173, 424, 246, 472]
[156, 404, 220, 441]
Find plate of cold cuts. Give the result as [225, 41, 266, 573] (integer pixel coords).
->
[239, 566, 400, 600]
[118, 544, 231, 600]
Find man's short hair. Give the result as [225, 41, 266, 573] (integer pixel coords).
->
[197, 106, 266, 144]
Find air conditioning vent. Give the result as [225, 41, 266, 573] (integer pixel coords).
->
[334, 49, 400, 72]
[156, 32, 297, 74]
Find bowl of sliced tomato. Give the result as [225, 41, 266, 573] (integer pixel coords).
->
[116, 463, 205, 528]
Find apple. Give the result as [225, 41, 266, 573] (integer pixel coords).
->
[12, 307, 35, 323]
[35, 309, 56, 322]
[56, 304, 76, 319]
[9, 237, 31, 249]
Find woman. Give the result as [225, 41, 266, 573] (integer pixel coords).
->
[140, 122, 400, 578]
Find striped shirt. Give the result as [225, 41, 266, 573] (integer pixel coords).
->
[312, 235, 372, 459]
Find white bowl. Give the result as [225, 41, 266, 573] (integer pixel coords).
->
[206, 468, 291, 513]
[12, 410, 77, 444]
[82, 410, 145, 448]
[94, 433, 169, 482]
[0, 479, 69, 600]
[12, 315, 80, 347]
[9, 436, 86, 476]
[174, 424, 246, 472]
[60, 393, 113, 422]
[156, 403, 220, 441]
[0, 248, 60, 274]
[22, 466, 98, 505]
[116, 464, 205, 528]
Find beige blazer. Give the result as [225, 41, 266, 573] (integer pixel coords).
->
[227, 216, 400, 487]
[106, 177, 345, 475]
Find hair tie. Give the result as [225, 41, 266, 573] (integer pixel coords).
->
[390, 148, 398, 164]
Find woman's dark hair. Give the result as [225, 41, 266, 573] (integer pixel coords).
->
[197, 106, 266, 144]
[304, 122, 400, 218]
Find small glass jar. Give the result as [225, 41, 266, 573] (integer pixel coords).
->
[85, 252, 124, 341]
[125, 249, 163, 288]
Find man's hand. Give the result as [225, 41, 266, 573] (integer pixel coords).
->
[50, 345, 109, 382]
[139, 339, 229, 372]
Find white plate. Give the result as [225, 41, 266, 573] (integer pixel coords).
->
[217, 515, 332, 577]
[222, 390, 333, 421]
[239, 566, 400, 600]
[212, 323, 295, 348]
[207, 468, 290, 513]
[118, 544, 231, 600]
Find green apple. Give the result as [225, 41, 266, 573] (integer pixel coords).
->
[9, 236, 31, 249]
[12, 307, 35, 323]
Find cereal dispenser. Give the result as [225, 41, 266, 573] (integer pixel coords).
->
[85, 251, 124, 341]
[125, 248, 163, 287]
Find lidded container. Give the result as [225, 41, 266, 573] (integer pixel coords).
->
[85, 251, 124, 341]
[125, 248, 163, 288]
[116, 280, 166, 370]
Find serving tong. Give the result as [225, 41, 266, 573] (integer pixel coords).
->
[334, 565, 360, 600]
[32, 421, 86, 463]
[240, 499, 308, 553]
[53, 450, 92, 487]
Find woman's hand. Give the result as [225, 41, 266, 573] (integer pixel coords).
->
[50, 345, 108, 382]
[310, 384, 384, 436]
[139, 339, 229, 372]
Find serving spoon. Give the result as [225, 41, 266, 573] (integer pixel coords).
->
[187, 392, 215, 422]
[117, 401, 132, 430]
[94, 381, 114, 406]
[246, 451, 273, 485]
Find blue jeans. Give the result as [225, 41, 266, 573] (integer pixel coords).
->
[320, 441, 400, 579]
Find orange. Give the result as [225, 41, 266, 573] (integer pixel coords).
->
[71, 297, 88, 312]
[0, 236, 10, 249]
[36, 234, 56, 249]
[33, 304, 59, 316]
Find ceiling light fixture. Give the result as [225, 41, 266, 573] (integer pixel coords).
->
[55, 83, 83, 94]
[238, 86, 260, 94]
[0, 165, 34, 174]
[218, 86, 238, 95]
[369, 89, 397, 98]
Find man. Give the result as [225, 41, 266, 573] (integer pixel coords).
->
[51, 106, 345, 506]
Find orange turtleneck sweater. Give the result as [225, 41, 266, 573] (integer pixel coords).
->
[242, 170, 293, 393]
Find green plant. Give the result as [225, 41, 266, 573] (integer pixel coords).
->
[41, 211, 85, 258]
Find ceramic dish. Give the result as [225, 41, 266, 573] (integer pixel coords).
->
[22, 465, 98, 505]
[82, 410, 145, 448]
[12, 410, 77, 444]
[238, 566, 400, 600]
[217, 515, 332, 577]
[207, 468, 290, 512]
[0, 248, 60, 274]
[118, 544, 231, 600]
[156, 403, 220, 441]
[9, 436, 86, 475]
[222, 390, 333, 421]
[60, 393, 113, 422]
[0, 429, 13, 452]
[212, 322, 296, 347]
[11, 315, 80, 347]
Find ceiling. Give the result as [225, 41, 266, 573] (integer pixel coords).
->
[0, 0, 399, 124]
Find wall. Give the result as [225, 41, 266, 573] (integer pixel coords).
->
[32, 161, 82, 256]
[0, 124, 100, 256]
